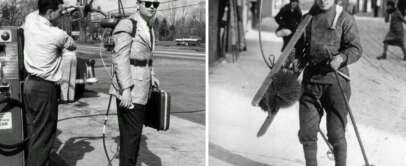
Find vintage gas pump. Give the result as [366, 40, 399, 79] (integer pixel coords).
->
[0, 26, 26, 166]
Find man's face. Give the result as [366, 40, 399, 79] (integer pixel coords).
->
[291, 2, 298, 9]
[138, 0, 159, 19]
[49, 4, 63, 22]
[316, 0, 335, 10]
[387, 5, 394, 12]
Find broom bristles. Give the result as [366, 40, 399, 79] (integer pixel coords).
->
[260, 70, 301, 112]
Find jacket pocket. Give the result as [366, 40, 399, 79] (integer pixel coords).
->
[132, 66, 150, 81]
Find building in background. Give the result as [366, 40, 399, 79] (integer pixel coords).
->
[209, 0, 398, 65]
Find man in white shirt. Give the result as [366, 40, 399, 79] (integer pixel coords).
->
[22, 0, 75, 165]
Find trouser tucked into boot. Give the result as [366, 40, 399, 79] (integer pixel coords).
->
[298, 79, 350, 166]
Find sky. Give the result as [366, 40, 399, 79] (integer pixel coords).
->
[0, 0, 205, 24]
[66, 0, 206, 24]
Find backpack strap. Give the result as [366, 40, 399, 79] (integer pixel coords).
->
[330, 5, 343, 30]
[128, 18, 137, 38]
[113, 18, 137, 37]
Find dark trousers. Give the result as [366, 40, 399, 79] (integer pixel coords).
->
[298, 78, 351, 166]
[23, 76, 58, 166]
[116, 99, 146, 166]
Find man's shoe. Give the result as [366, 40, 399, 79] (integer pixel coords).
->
[59, 100, 69, 104]
[376, 54, 386, 60]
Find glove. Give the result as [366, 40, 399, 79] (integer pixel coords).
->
[330, 54, 345, 70]
[276, 29, 292, 37]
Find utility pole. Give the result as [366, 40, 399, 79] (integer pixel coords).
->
[118, 0, 125, 17]
[199, 0, 202, 22]
[171, 0, 175, 25]
[79, 0, 88, 42]
[182, 5, 185, 38]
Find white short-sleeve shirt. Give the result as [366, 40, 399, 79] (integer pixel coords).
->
[23, 11, 75, 82]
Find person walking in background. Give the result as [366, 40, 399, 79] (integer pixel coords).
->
[275, 0, 302, 51]
[377, 1, 406, 60]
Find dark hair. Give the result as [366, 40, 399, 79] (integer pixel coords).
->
[38, 0, 63, 15]
[387, 1, 395, 8]
[290, 0, 299, 2]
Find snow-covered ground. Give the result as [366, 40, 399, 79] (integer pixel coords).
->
[209, 16, 406, 166]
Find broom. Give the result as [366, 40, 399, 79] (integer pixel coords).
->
[255, 68, 337, 161]
[257, 69, 301, 137]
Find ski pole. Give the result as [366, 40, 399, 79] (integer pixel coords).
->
[334, 70, 373, 166]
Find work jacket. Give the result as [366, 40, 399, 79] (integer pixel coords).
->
[109, 12, 156, 105]
[296, 5, 362, 84]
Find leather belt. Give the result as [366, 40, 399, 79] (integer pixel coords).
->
[130, 59, 153, 67]
[27, 74, 56, 86]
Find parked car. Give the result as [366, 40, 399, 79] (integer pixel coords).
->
[175, 36, 202, 46]
[71, 31, 80, 40]
[75, 57, 98, 99]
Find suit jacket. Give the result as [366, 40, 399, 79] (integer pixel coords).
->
[109, 12, 156, 105]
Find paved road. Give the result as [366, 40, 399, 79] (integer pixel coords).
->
[76, 44, 205, 68]
[79, 46, 206, 125]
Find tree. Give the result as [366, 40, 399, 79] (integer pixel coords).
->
[159, 18, 170, 40]
[1, 3, 21, 26]
[153, 17, 160, 40]
[78, 0, 89, 42]
[0, 0, 38, 26]
[169, 25, 176, 41]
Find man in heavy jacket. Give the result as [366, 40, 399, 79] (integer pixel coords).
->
[109, 0, 160, 165]
[275, 0, 302, 50]
[294, 0, 362, 165]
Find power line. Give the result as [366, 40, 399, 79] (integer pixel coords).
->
[106, 2, 203, 13]
[158, 3, 202, 12]
[121, 0, 182, 9]
[160, 0, 179, 4]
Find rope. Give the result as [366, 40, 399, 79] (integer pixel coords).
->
[258, 0, 275, 69]
[102, 95, 114, 166]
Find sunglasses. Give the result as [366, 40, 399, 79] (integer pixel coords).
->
[141, 1, 160, 8]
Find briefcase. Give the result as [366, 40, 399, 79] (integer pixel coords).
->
[145, 88, 171, 131]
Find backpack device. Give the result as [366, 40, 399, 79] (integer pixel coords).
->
[111, 18, 171, 131]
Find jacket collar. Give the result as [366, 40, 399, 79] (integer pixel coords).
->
[130, 12, 155, 50]
[35, 10, 52, 26]
[131, 12, 153, 29]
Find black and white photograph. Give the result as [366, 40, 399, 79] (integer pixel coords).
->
[2, 0, 406, 165]
[209, 0, 406, 166]
[0, 0, 205, 166]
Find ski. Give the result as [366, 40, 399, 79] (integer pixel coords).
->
[251, 15, 312, 107]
